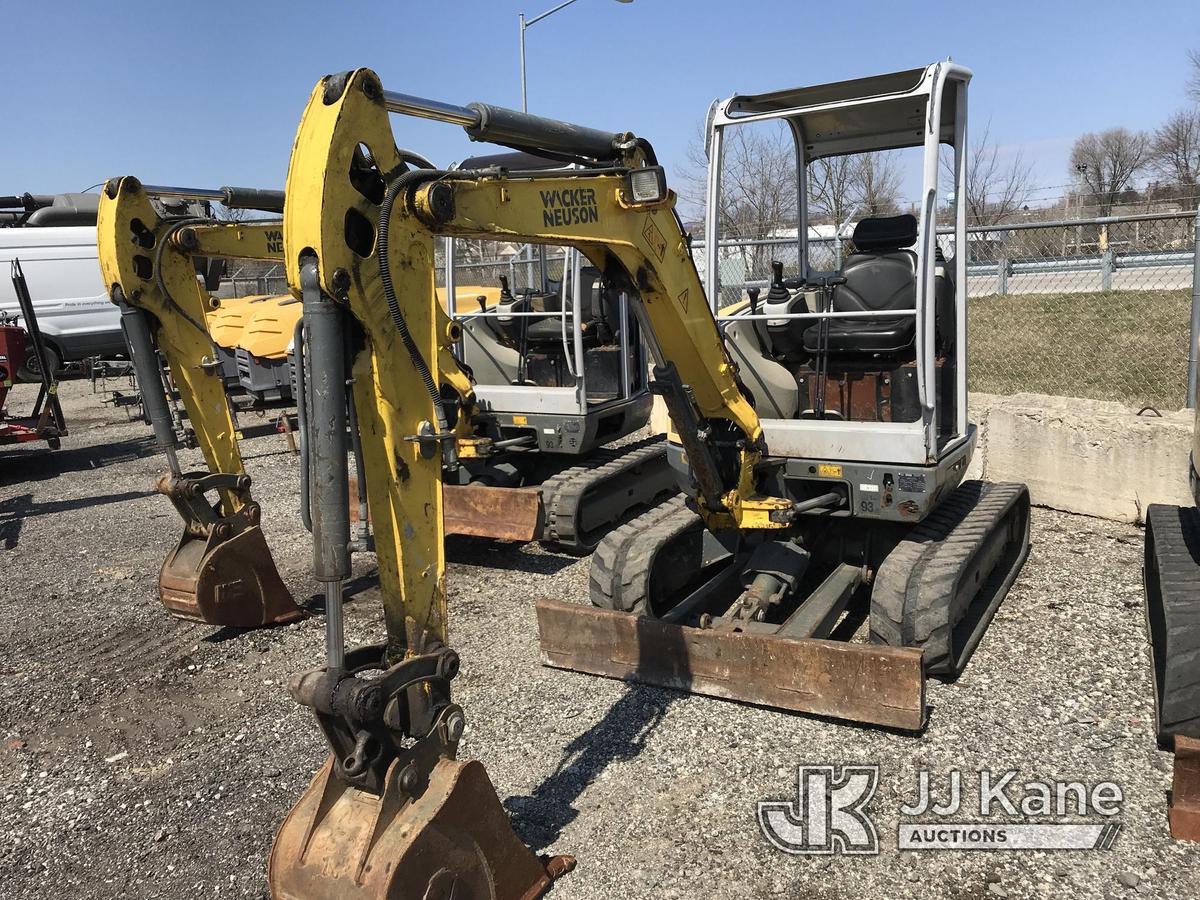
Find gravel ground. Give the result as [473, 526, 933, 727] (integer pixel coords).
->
[2, 379, 1197, 900]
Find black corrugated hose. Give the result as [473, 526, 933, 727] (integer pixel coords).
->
[376, 169, 453, 442]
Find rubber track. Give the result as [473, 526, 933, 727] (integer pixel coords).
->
[589, 495, 701, 613]
[1144, 503, 1200, 744]
[870, 480, 1030, 675]
[539, 435, 677, 553]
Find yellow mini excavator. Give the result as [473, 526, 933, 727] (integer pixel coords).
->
[263, 62, 1030, 895]
[97, 175, 671, 632]
[96, 184, 306, 628]
[541, 62, 1034, 727]
[205, 292, 261, 389]
[226, 294, 302, 403]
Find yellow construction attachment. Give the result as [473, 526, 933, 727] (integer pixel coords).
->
[96, 178, 304, 628]
[271, 69, 569, 900]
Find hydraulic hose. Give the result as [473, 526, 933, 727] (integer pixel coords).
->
[376, 169, 454, 455]
[152, 216, 224, 360]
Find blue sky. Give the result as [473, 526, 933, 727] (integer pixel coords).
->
[4, 0, 1198, 208]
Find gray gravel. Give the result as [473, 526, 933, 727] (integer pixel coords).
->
[2, 379, 1197, 899]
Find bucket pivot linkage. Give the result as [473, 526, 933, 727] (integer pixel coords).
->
[269, 642, 575, 899]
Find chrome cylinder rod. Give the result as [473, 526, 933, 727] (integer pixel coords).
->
[139, 185, 226, 203]
[382, 91, 479, 127]
[139, 184, 285, 213]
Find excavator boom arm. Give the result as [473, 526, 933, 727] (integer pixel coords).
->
[97, 179, 247, 487]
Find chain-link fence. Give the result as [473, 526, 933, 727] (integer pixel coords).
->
[435, 243, 570, 295]
[233, 219, 1198, 410]
[695, 211, 1200, 410]
[220, 263, 288, 298]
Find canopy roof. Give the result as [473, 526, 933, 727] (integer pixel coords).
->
[723, 64, 963, 160]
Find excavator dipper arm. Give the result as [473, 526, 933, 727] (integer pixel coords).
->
[414, 173, 795, 530]
[270, 68, 573, 900]
[96, 179, 303, 627]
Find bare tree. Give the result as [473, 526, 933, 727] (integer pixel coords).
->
[1189, 48, 1200, 103]
[681, 120, 798, 280]
[1151, 109, 1200, 210]
[854, 151, 902, 217]
[810, 151, 905, 226]
[808, 155, 859, 226]
[941, 122, 1034, 225]
[682, 121, 797, 241]
[1069, 128, 1151, 216]
[213, 202, 248, 223]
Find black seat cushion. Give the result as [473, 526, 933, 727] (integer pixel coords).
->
[803, 214, 919, 356]
[525, 316, 568, 343]
[850, 213, 917, 252]
[523, 267, 612, 347]
[818, 316, 914, 354]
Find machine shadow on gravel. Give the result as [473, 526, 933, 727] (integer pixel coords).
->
[504, 685, 676, 851]
[0, 434, 158, 485]
[506, 613, 689, 850]
[0, 488, 154, 549]
[445, 535, 578, 575]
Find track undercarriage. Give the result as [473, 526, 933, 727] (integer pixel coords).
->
[1143, 502, 1200, 841]
[538, 480, 1031, 729]
[443, 436, 677, 553]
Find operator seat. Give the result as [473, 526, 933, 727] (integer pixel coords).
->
[802, 214, 918, 358]
[523, 266, 610, 347]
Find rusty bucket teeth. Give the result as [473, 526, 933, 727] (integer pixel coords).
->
[268, 755, 574, 900]
[159, 522, 306, 628]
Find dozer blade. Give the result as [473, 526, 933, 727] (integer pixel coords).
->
[443, 484, 543, 542]
[269, 755, 574, 900]
[159, 522, 306, 628]
[535, 598, 926, 730]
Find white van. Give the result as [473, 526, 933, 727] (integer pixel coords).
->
[0, 193, 123, 380]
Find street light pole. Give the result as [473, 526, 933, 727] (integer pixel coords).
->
[519, 12, 527, 112]
[519, 0, 630, 112]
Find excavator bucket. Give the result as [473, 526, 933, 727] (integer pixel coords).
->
[157, 472, 306, 628]
[159, 519, 304, 627]
[270, 755, 572, 900]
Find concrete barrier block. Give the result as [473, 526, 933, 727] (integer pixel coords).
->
[970, 392, 1192, 523]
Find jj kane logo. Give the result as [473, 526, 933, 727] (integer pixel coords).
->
[759, 765, 1123, 855]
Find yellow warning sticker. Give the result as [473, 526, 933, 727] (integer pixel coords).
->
[642, 215, 667, 262]
[512, 414, 528, 426]
[817, 463, 843, 478]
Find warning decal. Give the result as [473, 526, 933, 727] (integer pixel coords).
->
[642, 215, 667, 262]
[677, 289, 689, 312]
